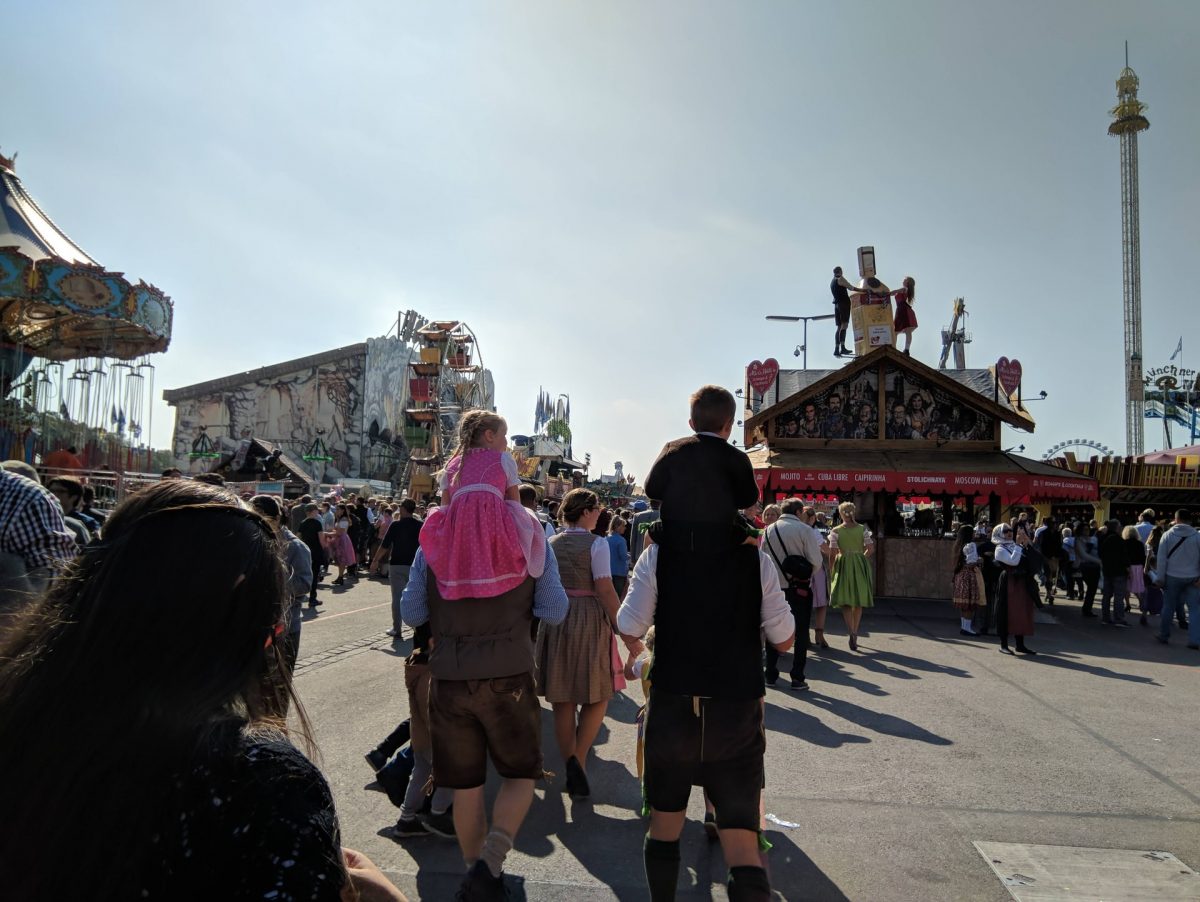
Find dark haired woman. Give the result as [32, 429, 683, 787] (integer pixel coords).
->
[892, 276, 917, 355]
[950, 524, 985, 636]
[331, 502, 357, 586]
[536, 488, 642, 799]
[0, 479, 406, 902]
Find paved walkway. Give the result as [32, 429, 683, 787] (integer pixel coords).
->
[294, 577, 1199, 900]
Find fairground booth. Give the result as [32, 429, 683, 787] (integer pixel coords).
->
[1044, 445, 1200, 525]
[742, 346, 1098, 600]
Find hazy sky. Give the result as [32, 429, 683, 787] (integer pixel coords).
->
[4, 1, 1198, 478]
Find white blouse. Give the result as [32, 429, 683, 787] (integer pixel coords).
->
[962, 542, 979, 565]
[995, 543, 1023, 567]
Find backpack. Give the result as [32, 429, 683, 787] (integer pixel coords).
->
[765, 526, 814, 594]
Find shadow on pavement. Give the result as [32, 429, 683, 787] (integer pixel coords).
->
[805, 655, 889, 697]
[801, 693, 953, 746]
[764, 830, 852, 901]
[1019, 651, 1161, 685]
[765, 701, 870, 749]
[859, 648, 973, 679]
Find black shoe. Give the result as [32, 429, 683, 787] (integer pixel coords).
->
[423, 808, 456, 838]
[1081, 611, 1097, 618]
[455, 859, 507, 902]
[333, 577, 344, 586]
[565, 755, 590, 799]
[791, 678, 809, 691]
[1101, 617, 1114, 625]
[765, 671, 779, 687]
[960, 628, 979, 636]
[388, 816, 432, 839]
[375, 764, 411, 808]
[1113, 620, 1131, 629]
[1155, 634, 1169, 644]
[365, 749, 389, 773]
[703, 811, 719, 842]
[1015, 644, 1037, 655]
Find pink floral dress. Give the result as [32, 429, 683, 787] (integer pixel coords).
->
[419, 449, 546, 600]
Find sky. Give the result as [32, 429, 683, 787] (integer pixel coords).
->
[4, 1, 1199, 481]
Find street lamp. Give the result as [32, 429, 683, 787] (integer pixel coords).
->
[765, 313, 836, 370]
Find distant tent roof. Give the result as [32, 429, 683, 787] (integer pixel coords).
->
[1142, 444, 1200, 463]
[1, 163, 96, 264]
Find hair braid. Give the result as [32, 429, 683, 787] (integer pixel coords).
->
[447, 409, 506, 490]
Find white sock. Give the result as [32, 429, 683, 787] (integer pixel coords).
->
[480, 828, 513, 878]
[961, 617, 975, 631]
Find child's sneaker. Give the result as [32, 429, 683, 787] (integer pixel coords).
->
[388, 817, 431, 838]
[423, 808, 456, 838]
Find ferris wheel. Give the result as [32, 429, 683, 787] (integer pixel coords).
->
[402, 320, 489, 496]
[1041, 438, 1116, 461]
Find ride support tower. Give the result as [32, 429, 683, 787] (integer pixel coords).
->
[1107, 45, 1150, 457]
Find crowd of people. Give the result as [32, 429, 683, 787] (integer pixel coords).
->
[2, 383, 1197, 901]
[944, 508, 1200, 654]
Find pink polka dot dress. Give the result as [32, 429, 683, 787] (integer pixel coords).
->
[419, 448, 545, 600]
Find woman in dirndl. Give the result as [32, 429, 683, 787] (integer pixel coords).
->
[951, 524, 985, 636]
[331, 503, 357, 586]
[535, 489, 640, 800]
[892, 276, 918, 355]
[829, 501, 874, 651]
[993, 523, 1038, 655]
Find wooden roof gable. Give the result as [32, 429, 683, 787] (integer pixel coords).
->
[744, 345, 1036, 435]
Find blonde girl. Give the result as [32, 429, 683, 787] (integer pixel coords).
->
[418, 410, 545, 600]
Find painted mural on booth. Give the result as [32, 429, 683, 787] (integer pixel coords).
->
[882, 366, 990, 441]
[774, 369, 879, 440]
[773, 365, 993, 442]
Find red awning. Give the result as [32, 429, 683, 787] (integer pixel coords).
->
[751, 450, 1098, 502]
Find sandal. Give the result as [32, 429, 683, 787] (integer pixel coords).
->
[815, 630, 829, 649]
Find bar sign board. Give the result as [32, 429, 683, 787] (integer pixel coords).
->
[857, 246, 876, 279]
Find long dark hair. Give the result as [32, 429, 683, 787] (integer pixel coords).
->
[952, 524, 975, 574]
[0, 480, 312, 899]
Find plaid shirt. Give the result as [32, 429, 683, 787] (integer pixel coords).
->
[0, 468, 78, 572]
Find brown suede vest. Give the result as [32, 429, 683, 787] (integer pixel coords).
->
[426, 572, 536, 680]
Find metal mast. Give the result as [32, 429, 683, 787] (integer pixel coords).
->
[1108, 43, 1150, 457]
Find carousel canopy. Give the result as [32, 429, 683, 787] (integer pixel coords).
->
[0, 149, 172, 362]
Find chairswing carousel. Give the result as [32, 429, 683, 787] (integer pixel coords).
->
[0, 147, 172, 470]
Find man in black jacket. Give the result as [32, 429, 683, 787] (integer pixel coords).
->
[1034, 517, 1063, 605]
[1098, 519, 1131, 626]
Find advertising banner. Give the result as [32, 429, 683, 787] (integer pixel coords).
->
[759, 467, 1097, 501]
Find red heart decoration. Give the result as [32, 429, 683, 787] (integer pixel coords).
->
[996, 357, 1023, 397]
[747, 358, 780, 394]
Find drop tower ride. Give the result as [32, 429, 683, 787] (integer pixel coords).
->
[1107, 44, 1150, 457]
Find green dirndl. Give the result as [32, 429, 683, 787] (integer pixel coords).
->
[830, 524, 874, 608]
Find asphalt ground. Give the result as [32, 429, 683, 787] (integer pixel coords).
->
[292, 572, 1200, 901]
